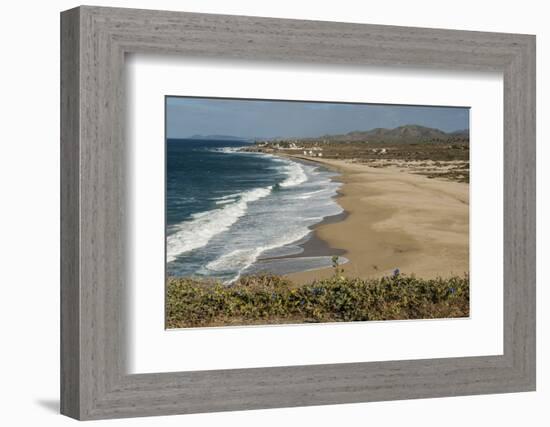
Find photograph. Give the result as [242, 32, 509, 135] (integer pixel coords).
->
[165, 97, 471, 328]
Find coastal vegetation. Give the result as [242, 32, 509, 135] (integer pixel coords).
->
[242, 125, 470, 183]
[166, 265, 469, 328]
[244, 140, 469, 183]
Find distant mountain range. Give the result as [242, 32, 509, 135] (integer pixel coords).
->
[295, 125, 469, 144]
[182, 125, 469, 144]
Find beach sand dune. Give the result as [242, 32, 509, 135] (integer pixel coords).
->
[286, 157, 469, 283]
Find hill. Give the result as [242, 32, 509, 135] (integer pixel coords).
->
[297, 125, 469, 144]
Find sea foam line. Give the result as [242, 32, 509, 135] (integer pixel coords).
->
[166, 186, 272, 262]
[279, 161, 307, 187]
[229, 148, 308, 189]
[205, 227, 312, 283]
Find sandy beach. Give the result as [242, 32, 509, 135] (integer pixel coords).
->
[284, 156, 469, 283]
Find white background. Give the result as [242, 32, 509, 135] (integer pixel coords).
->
[0, 0, 547, 426]
[128, 57, 503, 373]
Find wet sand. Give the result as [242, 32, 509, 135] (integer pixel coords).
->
[282, 156, 469, 283]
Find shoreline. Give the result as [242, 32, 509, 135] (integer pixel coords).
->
[258, 155, 348, 263]
[247, 155, 348, 279]
[259, 210, 348, 262]
[278, 154, 469, 284]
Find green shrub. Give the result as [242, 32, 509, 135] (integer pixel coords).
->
[166, 274, 469, 328]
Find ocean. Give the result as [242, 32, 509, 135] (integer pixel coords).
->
[166, 139, 344, 282]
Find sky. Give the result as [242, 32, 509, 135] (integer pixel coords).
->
[166, 96, 470, 140]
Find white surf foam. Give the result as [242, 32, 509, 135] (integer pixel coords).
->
[205, 228, 312, 282]
[214, 199, 236, 205]
[213, 194, 239, 205]
[294, 188, 330, 200]
[279, 161, 307, 187]
[209, 146, 248, 154]
[167, 186, 272, 262]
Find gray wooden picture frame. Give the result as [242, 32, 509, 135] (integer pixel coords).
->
[60, 5, 536, 421]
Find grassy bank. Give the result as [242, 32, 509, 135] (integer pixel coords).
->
[243, 140, 470, 183]
[166, 271, 469, 328]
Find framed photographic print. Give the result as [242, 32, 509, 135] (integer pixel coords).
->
[163, 97, 470, 329]
[61, 6, 536, 420]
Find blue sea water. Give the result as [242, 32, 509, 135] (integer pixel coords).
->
[166, 139, 344, 282]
